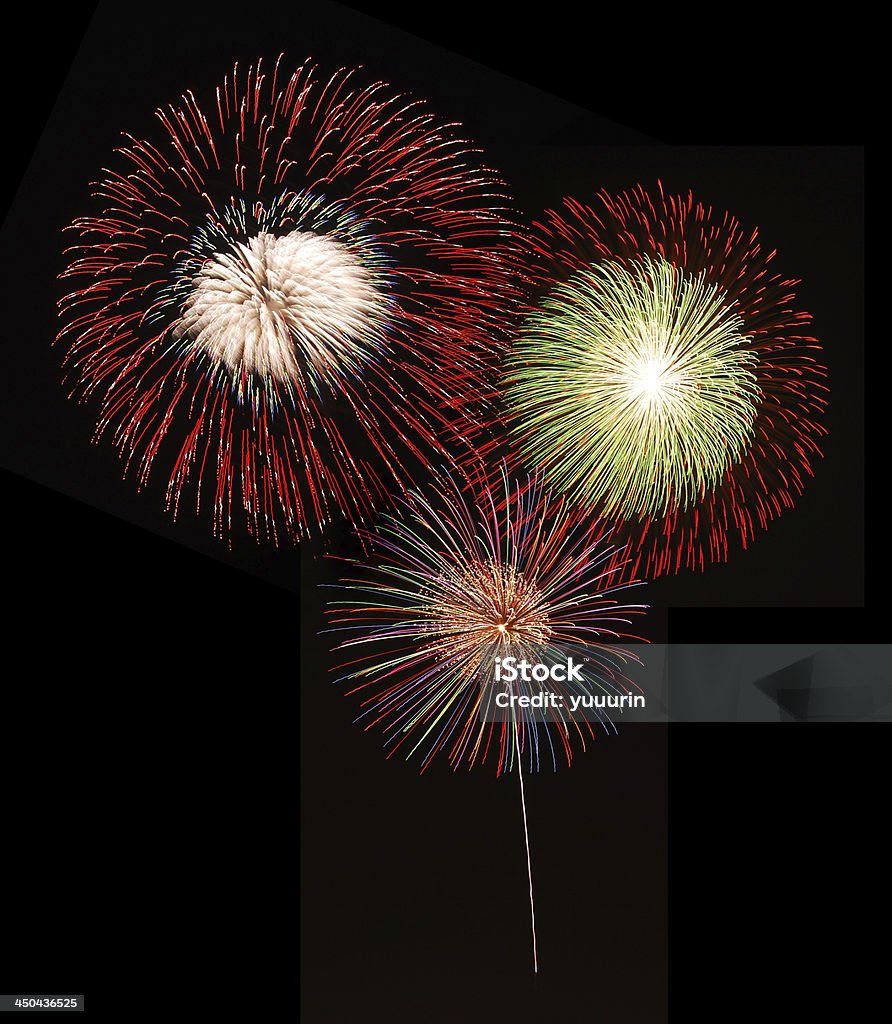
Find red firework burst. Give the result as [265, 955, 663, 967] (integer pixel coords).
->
[505, 182, 828, 576]
[57, 56, 522, 544]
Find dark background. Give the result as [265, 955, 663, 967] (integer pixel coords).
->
[0, 3, 873, 1022]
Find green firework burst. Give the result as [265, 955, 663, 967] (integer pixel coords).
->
[505, 256, 762, 519]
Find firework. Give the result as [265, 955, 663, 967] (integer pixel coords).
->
[504, 184, 828, 575]
[57, 57, 521, 543]
[325, 466, 648, 776]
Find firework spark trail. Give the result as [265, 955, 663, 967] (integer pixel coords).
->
[515, 715, 538, 974]
[57, 56, 523, 544]
[502, 183, 828, 576]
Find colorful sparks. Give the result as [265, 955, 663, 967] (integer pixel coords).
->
[504, 184, 828, 575]
[57, 56, 522, 543]
[326, 465, 649, 974]
[325, 466, 648, 775]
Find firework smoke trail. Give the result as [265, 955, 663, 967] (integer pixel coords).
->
[57, 56, 522, 544]
[326, 465, 648, 971]
[503, 183, 828, 576]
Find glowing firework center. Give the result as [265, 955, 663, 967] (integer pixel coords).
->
[507, 256, 762, 520]
[167, 194, 394, 398]
[175, 229, 386, 385]
[420, 559, 554, 659]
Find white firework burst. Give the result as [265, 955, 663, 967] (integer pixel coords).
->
[174, 229, 388, 386]
[160, 194, 395, 402]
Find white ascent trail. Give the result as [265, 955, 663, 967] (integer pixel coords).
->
[515, 717, 538, 974]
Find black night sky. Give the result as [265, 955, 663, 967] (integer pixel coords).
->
[0, 4, 873, 1022]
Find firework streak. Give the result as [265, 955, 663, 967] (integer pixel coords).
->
[325, 467, 648, 775]
[504, 184, 828, 575]
[57, 56, 522, 543]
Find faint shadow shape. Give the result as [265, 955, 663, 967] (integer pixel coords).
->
[752, 648, 892, 721]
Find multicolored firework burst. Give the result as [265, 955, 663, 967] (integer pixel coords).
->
[326, 465, 648, 973]
[503, 183, 828, 575]
[326, 467, 648, 776]
[57, 56, 521, 543]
